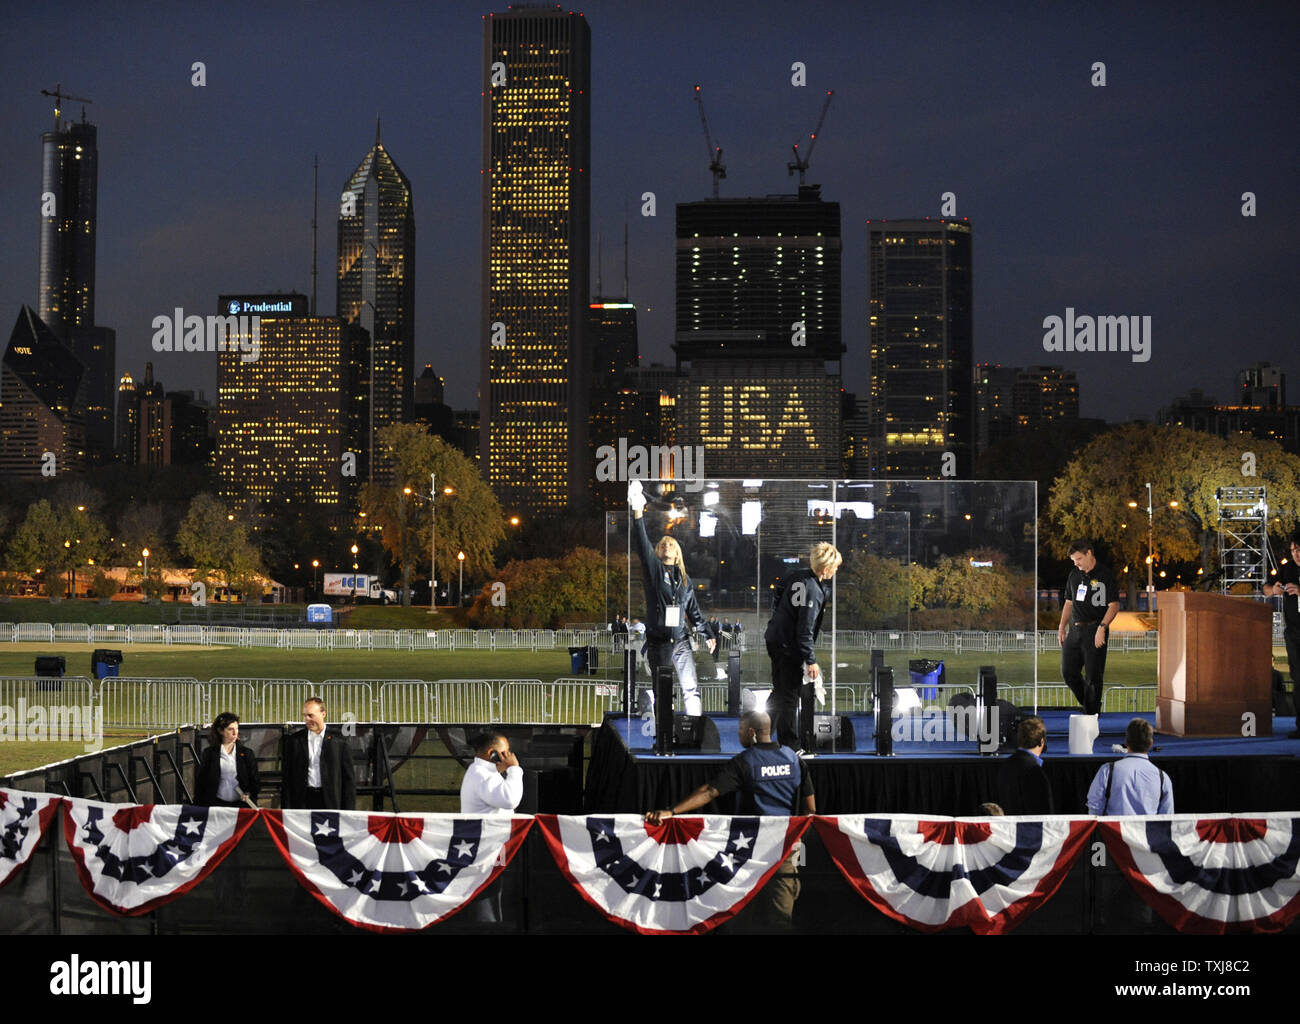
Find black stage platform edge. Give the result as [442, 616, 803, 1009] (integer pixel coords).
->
[584, 716, 1300, 816]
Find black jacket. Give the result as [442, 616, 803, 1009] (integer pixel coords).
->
[764, 568, 827, 665]
[632, 515, 706, 643]
[280, 728, 356, 810]
[996, 749, 1054, 815]
[195, 740, 261, 805]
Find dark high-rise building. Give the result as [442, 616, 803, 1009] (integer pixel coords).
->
[975, 363, 1079, 455]
[480, 5, 591, 513]
[1239, 361, 1285, 408]
[0, 306, 87, 480]
[136, 362, 170, 466]
[38, 112, 97, 340]
[589, 300, 638, 379]
[69, 325, 115, 465]
[867, 218, 973, 478]
[412, 364, 456, 443]
[115, 372, 138, 460]
[214, 294, 367, 511]
[337, 124, 415, 484]
[166, 390, 214, 466]
[675, 185, 842, 364]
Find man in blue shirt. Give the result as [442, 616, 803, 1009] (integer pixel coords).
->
[1086, 718, 1174, 814]
[645, 711, 814, 930]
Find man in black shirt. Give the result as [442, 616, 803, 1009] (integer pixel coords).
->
[1057, 539, 1119, 715]
[645, 711, 814, 930]
[1263, 529, 1300, 737]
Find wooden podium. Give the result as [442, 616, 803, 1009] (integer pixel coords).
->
[1156, 591, 1272, 737]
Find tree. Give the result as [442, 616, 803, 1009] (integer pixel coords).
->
[115, 502, 171, 569]
[1047, 424, 1300, 606]
[361, 424, 506, 607]
[8, 499, 107, 599]
[465, 547, 627, 628]
[836, 552, 935, 630]
[176, 494, 263, 595]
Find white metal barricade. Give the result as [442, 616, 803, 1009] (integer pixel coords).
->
[378, 681, 431, 721]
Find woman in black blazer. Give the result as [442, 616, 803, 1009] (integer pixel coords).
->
[195, 712, 260, 807]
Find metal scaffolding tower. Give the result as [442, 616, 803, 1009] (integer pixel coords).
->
[1215, 486, 1270, 593]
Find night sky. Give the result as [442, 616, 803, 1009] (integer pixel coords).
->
[1, 0, 1294, 425]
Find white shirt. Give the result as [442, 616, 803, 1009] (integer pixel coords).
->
[217, 746, 238, 801]
[306, 729, 324, 788]
[459, 757, 524, 814]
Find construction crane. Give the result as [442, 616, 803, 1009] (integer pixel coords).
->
[40, 84, 93, 128]
[693, 84, 726, 199]
[788, 89, 834, 184]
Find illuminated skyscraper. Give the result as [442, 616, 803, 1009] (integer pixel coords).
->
[673, 185, 842, 477]
[0, 306, 87, 480]
[337, 123, 415, 484]
[867, 218, 973, 478]
[214, 294, 367, 511]
[480, 5, 591, 512]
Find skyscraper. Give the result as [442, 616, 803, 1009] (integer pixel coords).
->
[480, 5, 591, 512]
[38, 109, 97, 339]
[0, 306, 87, 480]
[673, 185, 843, 478]
[337, 123, 415, 485]
[38, 97, 116, 467]
[214, 294, 366, 511]
[867, 218, 973, 478]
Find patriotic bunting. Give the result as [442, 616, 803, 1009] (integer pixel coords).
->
[262, 810, 532, 932]
[1098, 814, 1300, 934]
[815, 815, 1093, 934]
[62, 797, 257, 915]
[0, 788, 62, 887]
[536, 814, 809, 934]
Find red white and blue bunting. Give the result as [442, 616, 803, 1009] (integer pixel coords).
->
[536, 814, 809, 934]
[0, 788, 62, 887]
[815, 815, 1094, 934]
[63, 798, 257, 915]
[262, 810, 532, 932]
[1098, 814, 1300, 934]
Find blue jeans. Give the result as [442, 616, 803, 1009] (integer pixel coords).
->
[645, 638, 702, 716]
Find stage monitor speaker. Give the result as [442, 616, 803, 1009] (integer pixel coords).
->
[623, 649, 637, 712]
[810, 713, 855, 753]
[672, 713, 721, 753]
[978, 665, 998, 747]
[873, 664, 894, 756]
[870, 649, 885, 672]
[653, 665, 675, 755]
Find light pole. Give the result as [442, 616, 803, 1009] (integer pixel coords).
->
[142, 548, 150, 601]
[312, 559, 319, 597]
[430, 473, 436, 610]
[1129, 484, 1179, 610]
[458, 551, 465, 606]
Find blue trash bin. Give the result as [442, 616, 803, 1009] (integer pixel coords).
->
[908, 659, 943, 701]
[569, 646, 588, 674]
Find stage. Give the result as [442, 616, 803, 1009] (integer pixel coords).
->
[584, 710, 1300, 815]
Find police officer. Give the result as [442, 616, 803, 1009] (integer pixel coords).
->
[1057, 539, 1119, 715]
[645, 710, 815, 930]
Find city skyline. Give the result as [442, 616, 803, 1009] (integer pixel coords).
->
[0, 1, 1293, 433]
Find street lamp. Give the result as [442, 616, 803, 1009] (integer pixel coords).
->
[351, 543, 359, 573]
[1129, 484, 1180, 607]
[312, 559, 319, 596]
[458, 551, 465, 606]
[142, 548, 150, 601]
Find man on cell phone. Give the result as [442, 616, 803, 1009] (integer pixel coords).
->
[460, 730, 524, 814]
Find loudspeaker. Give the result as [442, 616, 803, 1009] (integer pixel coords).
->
[653, 664, 675, 755]
[873, 664, 894, 756]
[672, 713, 721, 752]
[726, 650, 741, 713]
[622, 649, 638, 712]
[978, 665, 998, 747]
[810, 713, 855, 752]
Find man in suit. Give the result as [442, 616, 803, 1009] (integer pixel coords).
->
[997, 715, 1054, 814]
[280, 697, 356, 810]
